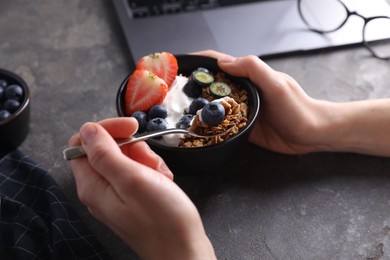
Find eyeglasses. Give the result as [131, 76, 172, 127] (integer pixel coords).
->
[298, 0, 390, 59]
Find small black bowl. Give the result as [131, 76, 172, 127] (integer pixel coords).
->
[116, 55, 260, 175]
[0, 69, 31, 157]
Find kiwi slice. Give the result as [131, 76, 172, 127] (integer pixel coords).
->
[192, 68, 214, 86]
[209, 82, 231, 98]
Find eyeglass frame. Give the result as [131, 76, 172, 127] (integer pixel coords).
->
[297, 0, 390, 59]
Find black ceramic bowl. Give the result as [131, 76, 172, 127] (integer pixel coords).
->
[0, 69, 30, 157]
[116, 55, 260, 175]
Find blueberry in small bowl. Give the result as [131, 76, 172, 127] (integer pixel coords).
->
[0, 69, 31, 157]
[116, 54, 260, 175]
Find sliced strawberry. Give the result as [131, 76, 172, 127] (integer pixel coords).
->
[125, 69, 168, 115]
[136, 52, 178, 87]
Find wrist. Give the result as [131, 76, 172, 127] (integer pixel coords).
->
[129, 214, 216, 260]
[311, 100, 347, 153]
[312, 99, 390, 156]
[181, 233, 216, 260]
[286, 99, 343, 154]
[141, 232, 216, 260]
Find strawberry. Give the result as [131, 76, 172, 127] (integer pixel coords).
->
[125, 69, 168, 115]
[136, 52, 178, 87]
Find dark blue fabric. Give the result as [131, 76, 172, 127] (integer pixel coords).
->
[0, 150, 111, 260]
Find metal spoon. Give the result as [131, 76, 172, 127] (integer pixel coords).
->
[62, 125, 231, 160]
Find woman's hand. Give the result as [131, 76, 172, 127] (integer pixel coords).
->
[195, 50, 333, 154]
[68, 117, 216, 260]
[196, 50, 390, 157]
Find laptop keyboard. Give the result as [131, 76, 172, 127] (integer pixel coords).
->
[128, 0, 264, 18]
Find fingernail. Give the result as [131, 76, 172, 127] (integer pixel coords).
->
[80, 123, 97, 145]
[148, 146, 171, 173]
[218, 55, 236, 63]
[159, 161, 171, 174]
[158, 161, 174, 180]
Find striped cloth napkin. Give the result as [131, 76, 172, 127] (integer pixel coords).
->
[0, 149, 111, 260]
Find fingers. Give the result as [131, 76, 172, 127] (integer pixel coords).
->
[70, 122, 129, 188]
[217, 55, 282, 94]
[191, 50, 234, 60]
[68, 117, 139, 147]
[122, 141, 173, 180]
[71, 119, 173, 190]
[74, 122, 155, 195]
[98, 117, 139, 138]
[192, 51, 285, 99]
[192, 50, 276, 86]
[68, 117, 172, 179]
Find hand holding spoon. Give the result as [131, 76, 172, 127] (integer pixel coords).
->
[63, 125, 231, 160]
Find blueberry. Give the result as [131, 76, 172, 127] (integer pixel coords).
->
[188, 97, 209, 115]
[4, 99, 21, 113]
[177, 114, 193, 129]
[0, 87, 3, 101]
[5, 84, 24, 101]
[131, 111, 148, 133]
[146, 117, 168, 132]
[182, 80, 202, 98]
[148, 105, 167, 119]
[0, 79, 7, 88]
[196, 67, 210, 74]
[201, 102, 225, 126]
[0, 110, 11, 121]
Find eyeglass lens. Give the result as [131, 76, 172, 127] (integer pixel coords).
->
[364, 18, 390, 59]
[299, 0, 348, 32]
[299, 0, 390, 59]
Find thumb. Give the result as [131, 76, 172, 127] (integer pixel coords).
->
[79, 122, 143, 188]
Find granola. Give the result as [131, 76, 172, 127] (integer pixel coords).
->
[179, 73, 249, 148]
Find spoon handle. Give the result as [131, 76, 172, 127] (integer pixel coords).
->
[63, 128, 189, 160]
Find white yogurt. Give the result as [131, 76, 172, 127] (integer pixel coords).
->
[160, 75, 193, 146]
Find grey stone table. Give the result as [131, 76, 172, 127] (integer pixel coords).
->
[2, 1, 390, 259]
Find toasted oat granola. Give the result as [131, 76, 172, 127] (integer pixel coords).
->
[179, 73, 249, 148]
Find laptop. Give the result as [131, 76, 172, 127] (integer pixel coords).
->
[112, 0, 390, 62]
